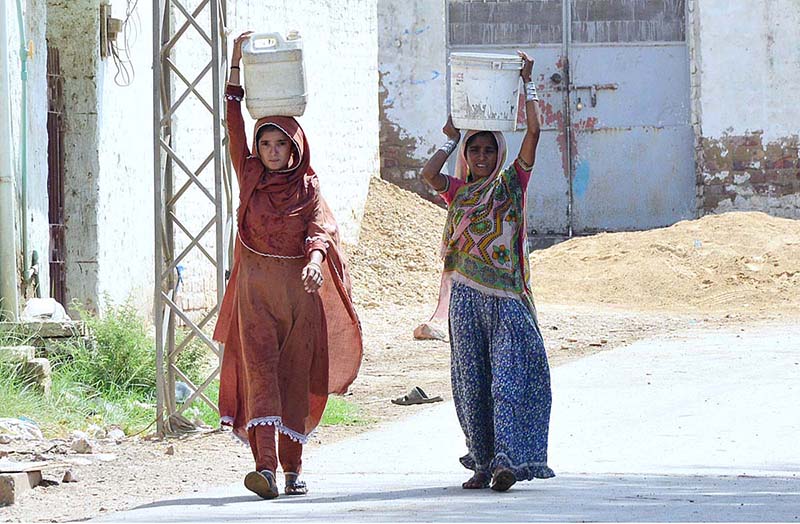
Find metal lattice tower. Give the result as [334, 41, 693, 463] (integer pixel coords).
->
[152, 0, 232, 436]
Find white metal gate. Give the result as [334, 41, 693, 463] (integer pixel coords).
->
[447, 0, 695, 243]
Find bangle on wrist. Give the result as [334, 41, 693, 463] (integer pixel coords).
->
[525, 81, 539, 102]
[230, 65, 240, 70]
[439, 138, 459, 156]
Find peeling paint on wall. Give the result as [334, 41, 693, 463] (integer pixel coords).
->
[378, 0, 448, 205]
[692, 0, 800, 219]
[378, 70, 437, 202]
[700, 133, 800, 218]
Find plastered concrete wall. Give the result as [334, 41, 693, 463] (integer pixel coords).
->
[95, 0, 154, 315]
[3, 0, 49, 304]
[229, 0, 379, 239]
[46, 0, 102, 313]
[378, 0, 447, 201]
[693, 0, 800, 217]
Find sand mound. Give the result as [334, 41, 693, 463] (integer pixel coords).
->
[351, 178, 800, 315]
[348, 177, 445, 308]
[530, 212, 800, 314]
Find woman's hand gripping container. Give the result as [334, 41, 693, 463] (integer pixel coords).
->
[241, 31, 307, 119]
[450, 52, 523, 132]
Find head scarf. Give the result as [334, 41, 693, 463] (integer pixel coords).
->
[247, 116, 314, 216]
[441, 130, 507, 258]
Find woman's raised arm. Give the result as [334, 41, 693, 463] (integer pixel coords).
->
[517, 51, 542, 171]
[226, 31, 253, 177]
[421, 116, 461, 193]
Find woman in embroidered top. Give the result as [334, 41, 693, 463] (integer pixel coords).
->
[421, 51, 554, 492]
[212, 31, 363, 500]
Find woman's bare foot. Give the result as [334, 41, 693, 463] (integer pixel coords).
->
[490, 467, 517, 492]
[462, 471, 490, 489]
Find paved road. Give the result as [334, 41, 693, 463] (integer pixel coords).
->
[102, 326, 800, 522]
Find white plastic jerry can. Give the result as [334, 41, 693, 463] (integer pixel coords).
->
[241, 31, 307, 119]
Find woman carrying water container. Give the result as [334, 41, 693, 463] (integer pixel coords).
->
[421, 51, 554, 491]
[212, 31, 362, 500]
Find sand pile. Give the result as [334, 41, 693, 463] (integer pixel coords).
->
[530, 212, 800, 314]
[351, 178, 800, 315]
[348, 177, 445, 307]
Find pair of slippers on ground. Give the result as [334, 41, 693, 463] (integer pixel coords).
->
[391, 386, 443, 405]
[244, 470, 306, 500]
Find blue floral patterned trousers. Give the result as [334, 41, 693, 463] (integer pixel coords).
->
[449, 282, 555, 480]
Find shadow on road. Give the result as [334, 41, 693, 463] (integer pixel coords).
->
[120, 473, 800, 522]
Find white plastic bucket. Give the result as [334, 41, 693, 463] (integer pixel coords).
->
[450, 52, 523, 132]
[241, 31, 307, 119]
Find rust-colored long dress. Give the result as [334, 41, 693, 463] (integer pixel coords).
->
[212, 83, 362, 474]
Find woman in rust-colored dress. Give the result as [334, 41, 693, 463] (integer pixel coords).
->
[212, 32, 362, 500]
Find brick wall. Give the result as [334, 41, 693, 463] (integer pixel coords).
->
[700, 134, 800, 217]
[447, 0, 684, 45]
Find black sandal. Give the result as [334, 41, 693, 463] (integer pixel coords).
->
[462, 471, 490, 489]
[284, 472, 308, 495]
[244, 470, 279, 500]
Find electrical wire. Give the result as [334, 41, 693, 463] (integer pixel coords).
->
[110, 0, 139, 87]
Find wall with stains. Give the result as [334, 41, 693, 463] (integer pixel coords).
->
[378, 0, 448, 201]
[46, 0, 102, 312]
[694, 0, 800, 217]
[3, 0, 50, 304]
[448, 0, 562, 45]
[46, 0, 154, 316]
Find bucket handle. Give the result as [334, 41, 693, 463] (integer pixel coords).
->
[244, 32, 285, 53]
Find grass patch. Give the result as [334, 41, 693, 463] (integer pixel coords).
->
[0, 301, 214, 438]
[320, 396, 369, 427]
[0, 358, 155, 436]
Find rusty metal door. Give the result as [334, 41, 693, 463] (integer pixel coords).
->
[47, 45, 66, 306]
[447, 0, 695, 240]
